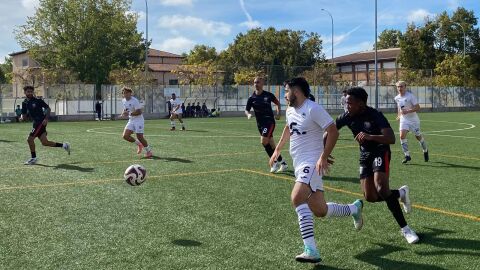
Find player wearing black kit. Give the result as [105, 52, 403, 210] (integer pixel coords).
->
[20, 86, 70, 165]
[335, 87, 419, 244]
[245, 76, 287, 173]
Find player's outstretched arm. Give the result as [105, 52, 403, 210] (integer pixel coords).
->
[269, 124, 290, 167]
[130, 109, 142, 116]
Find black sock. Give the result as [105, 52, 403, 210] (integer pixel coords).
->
[54, 143, 63, 147]
[263, 144, 274, 157]
[385, 192, 407, 228]
[277, 155, 283, 162]
[31, 152, 36, 158]
[391, 189, 400, 199]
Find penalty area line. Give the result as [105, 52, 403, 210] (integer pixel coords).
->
[241, 169, 480, 222]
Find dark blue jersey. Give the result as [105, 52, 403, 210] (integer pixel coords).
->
[245, 91, 279, 124]
[22, 97, 49, 123]
[336, 106, 392, 152]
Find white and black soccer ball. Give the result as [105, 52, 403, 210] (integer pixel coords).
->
[124, 164, 147, 186]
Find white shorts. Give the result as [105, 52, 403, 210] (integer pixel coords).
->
[399, 120, 421, 136]
[294, 162, 324, 192]
[125, 120, 145, 134]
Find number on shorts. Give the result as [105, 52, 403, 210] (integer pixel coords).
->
[374, 157, 383, 167]
[262, 128, 268, 134]
[303, 166, 310, 174]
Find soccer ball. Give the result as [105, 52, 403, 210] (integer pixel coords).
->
[124, 164, 147, 186]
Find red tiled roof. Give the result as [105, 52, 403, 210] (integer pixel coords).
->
[332, 48, 400, 64]
[148, 49, 183, 58]
[148, 63, 181, 72]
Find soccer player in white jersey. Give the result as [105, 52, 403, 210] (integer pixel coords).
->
[120, 87, 152, 158]
[169, 93, 186, 131]
[394, 81, 429, 164]
[270, 77, 363, 264]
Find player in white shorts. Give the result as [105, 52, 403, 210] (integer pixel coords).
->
[270, 77, 363, 265]
[394, 81, 428, 164]
[121, 87, 152, 158]
[169, 93, 186, 131]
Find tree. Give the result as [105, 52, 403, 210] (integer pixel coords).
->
[0, 57, 13, 84]
[233, 68, 263, 85]
[184, 45, 218, 64]
[398, 22, 437, 70]
[434, 54, 478, 87]
[15, 0, 145, 90]
[172, 61, 224, 86]
[375, 29, 402, 49]
[218, 27, 324, 84]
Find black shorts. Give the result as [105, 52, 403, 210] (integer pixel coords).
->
[359, 148, 391, 178]
[29, 122, 47, 138]
[257, 122, 275, 137]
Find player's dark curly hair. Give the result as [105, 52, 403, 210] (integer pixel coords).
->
[23, 85, 34, 91]
[346, 87, 368, 104]
[286, 77, 310, 97]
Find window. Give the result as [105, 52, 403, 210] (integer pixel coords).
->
[368, 62, 380, 69]
[340, 65, 352, 72]
[169, 79, 179, 85]
[355, 64, 367, 71]
[22, 58, 29, 67]
[382, 61, 396, 69]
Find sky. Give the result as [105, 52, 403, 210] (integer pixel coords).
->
[0, 0, 479, 64]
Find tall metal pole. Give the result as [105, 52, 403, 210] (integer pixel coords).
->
[321, 9, 334, 62]
[452, 22, 466, 58]
[144, 0, 149, 79]
[374, 0, 378, 109]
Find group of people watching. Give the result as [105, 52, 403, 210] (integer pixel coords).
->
[178, 102, 210, 118]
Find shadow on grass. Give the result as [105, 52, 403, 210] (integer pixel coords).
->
[147, 155, 193, 163]
[182, 129, 209, 133]
[171, 239, 202, 247]
[415, 227, 480, 256]
[312, 264, 350, 270]
[34, 163, 94, 172]
[407, 161, 480, 171]
[0, 139, 16, 143]
[355, 243, 446, 270]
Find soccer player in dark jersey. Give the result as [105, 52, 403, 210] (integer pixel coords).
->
[245, 76, 287, 173]
[335, 87, 419, 244]
[20, 86, 70, 165]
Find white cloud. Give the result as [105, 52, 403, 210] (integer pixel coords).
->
[159, 0, 194, 7]
[239, 0, 261, 29]
[153, 36, 196, 54]
[21, 0, 39, 13]
[323, 25, 362, 46]
[407, 9, 434, 23]
[158, 15, 231, 36]
[239, 20, 261, 29]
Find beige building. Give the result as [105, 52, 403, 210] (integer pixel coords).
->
[146, 49, 184, 85]
[8, 48, 185, 97]
[332, 48, 401, 86]
[9, 49, 44, 97]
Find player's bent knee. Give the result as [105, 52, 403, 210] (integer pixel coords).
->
[311, 208, 327, 218]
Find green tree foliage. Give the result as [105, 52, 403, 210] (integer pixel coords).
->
[184, 45, 218, 64]
[233, 68, 263, 85]
[398, 22, 437, 70]
[15, 0, 145, 86]
[218, 27, 324, 84]
[375, 29, 402, 49]
[0, 57, 13, 84]
[434, 55, 478, 87]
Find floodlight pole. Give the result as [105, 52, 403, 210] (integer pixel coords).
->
[374, 0, 378, 109]
[452, 22, 466, 58]
[144, 0, 149, 79]
[321, 9, 334, 63]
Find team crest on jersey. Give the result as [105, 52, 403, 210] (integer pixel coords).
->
[302, 113, 306, 118]
[264, 97, 268, 102]
[364, 121, 371, 129]
[32, 103, 36, 108]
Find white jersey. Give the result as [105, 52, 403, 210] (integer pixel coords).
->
[394, 91, 419, 122]
[122, 96, 144, 121]
[170, 98, 183, 114]
[286, 99, 334, 168]
[340, 95, 348, 112]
